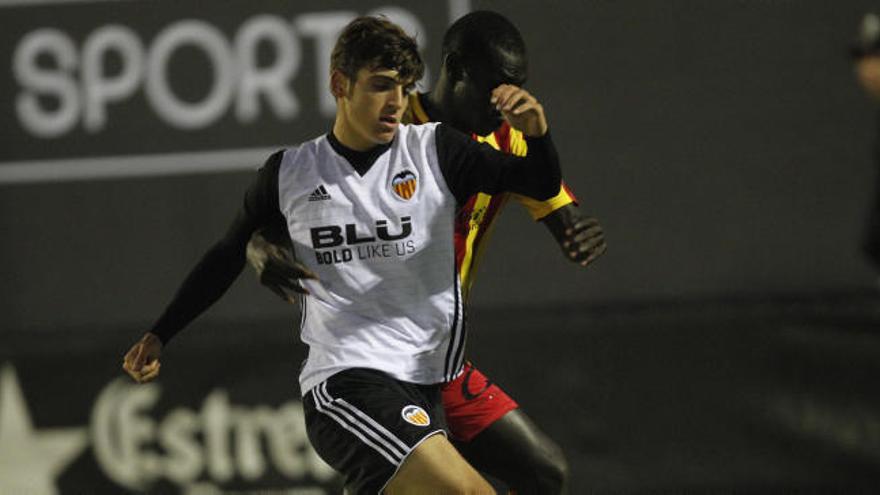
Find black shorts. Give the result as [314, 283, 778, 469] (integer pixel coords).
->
[303, 368, 448, 494]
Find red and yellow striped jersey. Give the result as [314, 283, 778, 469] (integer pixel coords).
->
[404, 93, 578, 300]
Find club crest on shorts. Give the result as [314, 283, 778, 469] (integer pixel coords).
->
[401, 405, 430, 426]
[391, 171, 417, 200]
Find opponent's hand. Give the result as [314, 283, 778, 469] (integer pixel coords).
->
[122, 332, 163, 383]
[543, 204, 607, 267]
[491, 84, 548, 137]
[563, 215, 606, 267]
[247, 230, 318, 303]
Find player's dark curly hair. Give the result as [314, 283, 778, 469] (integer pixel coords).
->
[442, 10, 528, 80]
[331, 16, 424, 84]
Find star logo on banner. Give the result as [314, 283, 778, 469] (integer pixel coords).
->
[0, 364, 88, 495]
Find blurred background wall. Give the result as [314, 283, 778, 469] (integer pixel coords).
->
[2, 0, 880, 493]
[3, 0, 878, 333]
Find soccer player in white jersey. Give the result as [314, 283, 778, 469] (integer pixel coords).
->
[123, 16, 562, 493]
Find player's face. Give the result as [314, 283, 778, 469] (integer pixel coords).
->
[337, 67, 413, 150]
[451, 48, 527, 135]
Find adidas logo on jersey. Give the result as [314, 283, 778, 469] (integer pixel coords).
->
[308, 185, 331, 202]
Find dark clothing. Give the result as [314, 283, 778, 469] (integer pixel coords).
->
[865, 113, 880, 268]
[303, 368, 447, 495]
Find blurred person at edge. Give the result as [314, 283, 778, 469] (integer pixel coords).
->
[246, 10, 607, 495]
[853, 13, 880, 272]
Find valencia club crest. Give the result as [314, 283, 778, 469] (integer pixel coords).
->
[392, 170, 417, 200]
[401, 405, 430, 426]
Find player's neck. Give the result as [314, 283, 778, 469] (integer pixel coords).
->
[332, 115, 378, 152]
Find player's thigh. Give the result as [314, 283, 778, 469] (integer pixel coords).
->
[443, 363, 567, 490]
[459, 408, 568, 492]
[303, 369, 449, 494]
[385, 433, 494, 495]
[442, 362, 519, 444]
[472, 408, 564, 461]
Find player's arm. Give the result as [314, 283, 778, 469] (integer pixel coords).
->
[499, 107, 606, 268]
[542, 203, 607, 267]
[436, 85, 561, 202]
[512, 178, 607, 267]
[122, 151, 285, 384]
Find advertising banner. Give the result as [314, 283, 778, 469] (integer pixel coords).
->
[0, 322, 342, 494]
[0, 0, 465, 183]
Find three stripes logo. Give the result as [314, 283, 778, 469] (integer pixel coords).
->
[391, 171, 417, 200]
[308, 185, 331, 202]
[401, 405, 430, 426]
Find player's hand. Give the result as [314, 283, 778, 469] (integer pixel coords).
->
[247, 230, 318, 303]
[122, 332, 163, 383]
[491, 84, 548, 137]
[563, 215, 606, 267]
[543, 204, 607, 267]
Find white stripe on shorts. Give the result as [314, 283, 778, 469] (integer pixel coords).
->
[318, 383, 409, 456]
[335, 398, 410, 453]
[313, 382, 407, 465]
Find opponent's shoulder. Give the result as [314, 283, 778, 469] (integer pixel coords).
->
[485, 121, 527, 156]
[402, 92, 431, 125]
[506, 125, 528, 157]
[505, 124, 525, 143]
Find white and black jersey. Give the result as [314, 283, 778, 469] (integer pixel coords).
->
[150, 123, 561, 395]
[279, 123, 464, 392]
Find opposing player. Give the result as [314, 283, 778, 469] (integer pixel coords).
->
[247, 11, 606, 494]
[123, 15, 565, 494]
[852, 13, 880, 272]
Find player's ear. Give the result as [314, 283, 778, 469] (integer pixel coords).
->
[330, 70, 349, 99]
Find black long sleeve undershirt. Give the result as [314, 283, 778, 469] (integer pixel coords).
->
[151, 151, 284, 345]
[150, 124, 561, 345]
[434, 123, 561, 205]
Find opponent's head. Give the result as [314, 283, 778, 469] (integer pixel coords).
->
[441, 11, 528, 135]
[330, 16, 424, 149]
[852, 13, 880, 102]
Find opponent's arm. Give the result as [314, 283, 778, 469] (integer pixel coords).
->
[497, 98, 606, 267]
[513, 180, 607, 267]
[122, 151, 285, 384]
[541, 203, 607, 267]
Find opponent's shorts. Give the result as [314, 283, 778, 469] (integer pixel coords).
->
[303, 368, 447, 494]
[442, 361, 519, 442]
